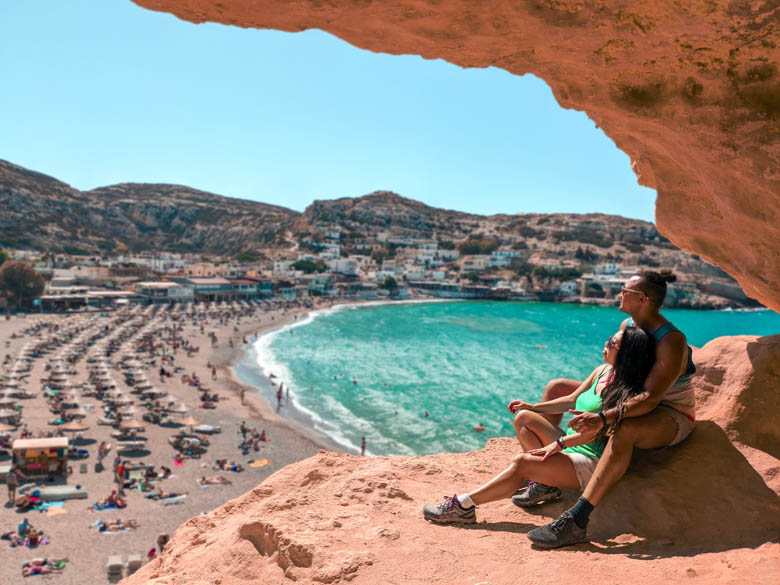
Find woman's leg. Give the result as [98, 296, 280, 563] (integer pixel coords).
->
[467, 453, 581, 506]
[513, 410, 564, 451]
[538, 379, 581, 427]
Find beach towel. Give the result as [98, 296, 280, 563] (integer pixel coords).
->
[36, 501, 65, 513]
[249, 459, 272, 468]
[160, 494, 188, 505]
[45, 507, 68, 517]
[172, 459, 185, 467]
[89, 503, 119, 511]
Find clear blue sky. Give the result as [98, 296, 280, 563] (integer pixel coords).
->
[0, 0, 656, 221]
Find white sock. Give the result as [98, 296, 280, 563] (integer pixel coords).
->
[458, 493, 475, 508]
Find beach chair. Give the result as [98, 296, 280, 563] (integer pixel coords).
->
[106, 555, 123, 578]
[126, 554, 143, 574]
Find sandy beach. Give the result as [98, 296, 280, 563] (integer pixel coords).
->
[0, 300, 342, 585]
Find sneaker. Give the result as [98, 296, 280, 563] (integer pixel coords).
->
[511, 481, 562, 507]
[423, 494, 476, 524]
[527, 511, 589, 549]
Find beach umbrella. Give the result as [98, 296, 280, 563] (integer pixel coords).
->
[69, 407, 89, 419]
[0, 409, 19, 418]
[59, 420, 90, 432]
[168, 403, 189, 414]
[0, 398, 17, 407]
[178, 415, 203, 432]
[0, 421, 17, 432]
[119, 418, 147, 431]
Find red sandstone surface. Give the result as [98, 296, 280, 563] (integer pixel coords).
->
[123, 335, 780, 585]
[132, 0, 780, 313]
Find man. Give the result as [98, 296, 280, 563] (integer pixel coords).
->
[6, 465, 19, 503]
[524, 270, 696, 548]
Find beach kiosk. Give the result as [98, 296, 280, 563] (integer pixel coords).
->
[12, 437, 70, 477]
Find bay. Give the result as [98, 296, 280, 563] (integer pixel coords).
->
[237, 301, 780, 456]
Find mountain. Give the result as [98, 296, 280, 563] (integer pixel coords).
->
[0, 160, 738, 289]
[0, 160, 297, 255]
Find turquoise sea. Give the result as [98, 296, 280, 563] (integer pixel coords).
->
[236, 301, 780, 457]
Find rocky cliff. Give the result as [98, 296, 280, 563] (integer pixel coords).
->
[123, 336, 780, 585]
[131, 0, 780, 313]
[0, 160, 297, 255]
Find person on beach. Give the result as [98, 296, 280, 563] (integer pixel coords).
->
[523, 270, 697, 548]
[6, 465, 19, 503]
[361, 436, 366, 456]
[423, 325, 656, 529]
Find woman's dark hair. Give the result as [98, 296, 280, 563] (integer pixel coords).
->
[635, 269, 676, 307]
[599, 326, 656, 438]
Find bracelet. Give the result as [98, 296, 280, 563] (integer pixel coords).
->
[555, 436, 565, 449]
[598, 411, 608, 428]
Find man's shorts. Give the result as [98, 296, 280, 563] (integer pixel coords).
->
[658, 404, 695, 446]
[563, 452, 599, 490]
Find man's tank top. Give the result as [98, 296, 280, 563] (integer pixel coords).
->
[626, 318, 696, 420]
[563, 367, 608, 459]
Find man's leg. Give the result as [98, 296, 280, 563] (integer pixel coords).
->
[539, 379, 581, 427]
[528, 408, 678, 549]
[581, 408, 678, 506]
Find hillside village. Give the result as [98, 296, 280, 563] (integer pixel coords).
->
[0, 160, 757, 311]
[3, 214, 755, 312]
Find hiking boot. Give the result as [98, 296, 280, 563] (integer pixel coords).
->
[527, 511, 589, 549]
[423, 494, 476, 524]
[511, 482, 562, 507]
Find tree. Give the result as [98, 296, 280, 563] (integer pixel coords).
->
[0, 261, 45, 310]
[0, 248, 8, 266]
[292, 259, 328, 274]
[382, 276, 398, 291]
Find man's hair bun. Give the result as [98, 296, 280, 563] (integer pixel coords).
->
[659, 269, 676, 284]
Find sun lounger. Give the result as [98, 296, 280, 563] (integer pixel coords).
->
[117, 441, 147, 453]
[36, 484, 88, 501]
[106, 555, 123, 577]
[126, 554, 143, 574]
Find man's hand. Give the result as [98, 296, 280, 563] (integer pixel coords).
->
[529, 440, 562, 461]
[507, 400, 536, 414]
[567, 410, 603, 435]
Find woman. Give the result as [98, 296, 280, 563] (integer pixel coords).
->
[422, 326, 655, 524]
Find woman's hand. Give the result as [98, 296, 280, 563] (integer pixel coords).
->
[529, 440, 562, 461]
[567, 410, 603, 436]
[507, 400, 536, 414]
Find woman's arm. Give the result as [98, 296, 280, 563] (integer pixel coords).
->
[508, 365, 606, 415]
[528, 427, 601, 461]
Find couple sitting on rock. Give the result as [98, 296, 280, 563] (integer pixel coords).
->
[423, 270, 696, 548]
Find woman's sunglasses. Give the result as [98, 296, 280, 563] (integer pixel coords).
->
[606, 336, 619, 349]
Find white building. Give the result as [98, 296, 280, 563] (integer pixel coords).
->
[489, 250, 522, 268]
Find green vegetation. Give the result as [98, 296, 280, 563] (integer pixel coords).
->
[575, 246, 599, 262]
[0, 248, 8, 266]
[532, 266, 582, 280]
[465, 272, 480, 282]
[236, 251, 260, 262]
[0, 261, 45, 308]
[437, 240, 456, 250]
[458, 235, 499, 255]
[382, 276, 398, 291]
[292, 259, 329, 274]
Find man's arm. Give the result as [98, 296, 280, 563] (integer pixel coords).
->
[604, 331, 687, 422]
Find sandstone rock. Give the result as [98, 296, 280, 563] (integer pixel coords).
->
[124, 431, 780, 585]
[693, 334, 780, 459]
[132, 0, 780, 313]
